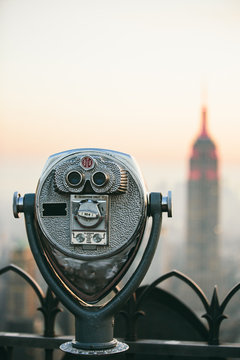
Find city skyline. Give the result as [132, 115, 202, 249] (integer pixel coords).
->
[1, 3, 240, 354]
[0, 1, 240, 276]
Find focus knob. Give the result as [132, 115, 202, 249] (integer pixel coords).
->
[161, 191, 172, 217]
[13, 192, 24, 218]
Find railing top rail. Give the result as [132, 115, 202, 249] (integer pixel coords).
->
[1, 333, 240, 358]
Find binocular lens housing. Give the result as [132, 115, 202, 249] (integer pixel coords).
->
[92, 171, 108, 187]
[66, 171, 83, 186]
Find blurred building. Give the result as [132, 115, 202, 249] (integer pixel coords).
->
[2, 247, 39, 359]
[186, 106, 220, 296]
[6, 247, 36, 325]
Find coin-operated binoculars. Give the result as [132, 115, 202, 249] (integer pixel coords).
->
[13, 148, 172, 356]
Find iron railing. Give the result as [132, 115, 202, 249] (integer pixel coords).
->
[1, 264, 240, 359]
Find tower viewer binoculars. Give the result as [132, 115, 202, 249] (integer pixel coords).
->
[13, 148, 172, 355]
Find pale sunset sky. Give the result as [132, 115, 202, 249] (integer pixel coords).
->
[0, 0, 240, 252]
[1, 0, 240, 162]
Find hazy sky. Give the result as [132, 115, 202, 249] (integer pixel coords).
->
[1, 0, 240, 165]
[1, 0, 240, 284]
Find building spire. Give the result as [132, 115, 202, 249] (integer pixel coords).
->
[200, 106, 208, 137]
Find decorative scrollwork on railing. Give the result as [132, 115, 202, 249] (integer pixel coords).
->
[2, 265, 240, 349]
[0, 264, 61, 337]
[119, 292, 145, 341]
[120, 270, 240, 346]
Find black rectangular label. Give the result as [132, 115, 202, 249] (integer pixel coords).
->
[42, 203, 67, 216]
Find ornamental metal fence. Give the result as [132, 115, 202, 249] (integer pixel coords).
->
[1, 264, 240, 359]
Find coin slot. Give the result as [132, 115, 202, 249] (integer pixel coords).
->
[43, 203, 67, 216]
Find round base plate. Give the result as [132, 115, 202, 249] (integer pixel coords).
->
[60, 339, 129, 356]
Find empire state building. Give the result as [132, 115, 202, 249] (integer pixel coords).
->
[186, 107, 220, 295]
